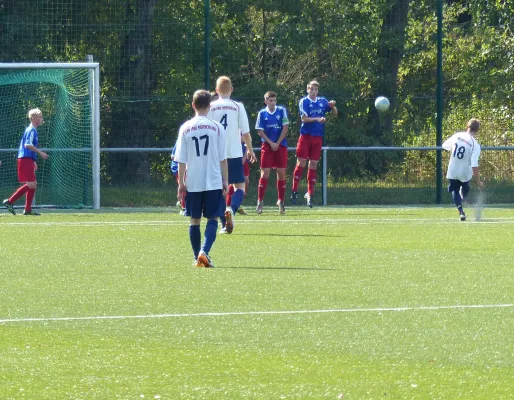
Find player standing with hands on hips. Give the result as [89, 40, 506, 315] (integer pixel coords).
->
[291, 80, 337, 207]
[442, 118, 484, 221]
[175, 90, 228, 268]
[208, 76, 256, 234]
[3, 108, 49, 216]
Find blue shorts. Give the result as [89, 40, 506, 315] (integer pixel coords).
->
[185, 189, 224, 219]
[228, 157, 245, 184]
[448, 179, 470, 193]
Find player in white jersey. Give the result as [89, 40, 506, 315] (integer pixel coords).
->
[442, 118, 484, 221]
[208, 76, 256, 234]
[175, 90, 228, 267]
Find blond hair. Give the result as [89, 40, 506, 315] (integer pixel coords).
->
[307, 80, 320, 88]
[467, 118, 480, 133]
[216, 76, 232, 94]
[28, 108, 42, 120]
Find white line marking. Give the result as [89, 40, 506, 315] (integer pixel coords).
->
[1, 304, 512, 324]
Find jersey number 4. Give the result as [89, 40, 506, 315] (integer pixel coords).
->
[453, 143, 466, 159]
[192, 135, 209, 157]
[219, 114, 228, 130]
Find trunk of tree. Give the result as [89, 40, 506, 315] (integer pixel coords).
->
[109, 0, 157, 183]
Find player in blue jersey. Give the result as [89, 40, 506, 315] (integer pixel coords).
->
[255, 91, 289, 215]
[3, 108, 49, 216]
[291, 80, 337, 207]
[175, 90, 228, 268]
[170, 144, 186, 214]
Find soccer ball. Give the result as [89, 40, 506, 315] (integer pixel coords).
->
[374, 96, 390, 112]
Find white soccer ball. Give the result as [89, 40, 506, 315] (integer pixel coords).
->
[374, 96, 390, 112]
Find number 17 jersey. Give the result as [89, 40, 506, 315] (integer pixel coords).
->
[174, 116, 226, 192]
[208, 98, 250, 159]
[442, 131, 481, 182]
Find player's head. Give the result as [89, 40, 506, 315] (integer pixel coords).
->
[307, 80, 319, 98]
[264, 91, 277, 110]
[467, 118, 480, 134]
[28, 108, 43, 126]
[216, 76, 233, 96]
[192, 90, 212, 112]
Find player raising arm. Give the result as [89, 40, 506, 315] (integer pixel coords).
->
[175, 90, 228, 268]
[442, 118, 484, 221]
[291, 80, 337, 207]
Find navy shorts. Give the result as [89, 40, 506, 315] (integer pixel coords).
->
[448, 179, 470, 193]
[228, 157, 245, 184]
[185, 189, 224, 219]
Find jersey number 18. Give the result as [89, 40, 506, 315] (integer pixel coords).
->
[453, 143, 466, 159]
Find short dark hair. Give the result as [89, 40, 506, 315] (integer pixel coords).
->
[193, 90, 211, 109]
[467, 118, 480, 132]
[264, 91, 277, 100]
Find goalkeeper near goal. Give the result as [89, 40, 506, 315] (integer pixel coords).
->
[3, 108, 49, 216]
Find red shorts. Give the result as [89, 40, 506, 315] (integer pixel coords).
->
[260, 143, 288, 169]
[296, 135, 323, 161]
[243, 161, 250, 177]
[18, 158, 36, 182]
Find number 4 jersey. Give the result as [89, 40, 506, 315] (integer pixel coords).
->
[442, 131, 481, 182]
[174, 116, 226, 192]
[208, 98, 250, 159]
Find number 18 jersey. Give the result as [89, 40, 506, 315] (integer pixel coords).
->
[208, 98, 250, 159]
[442, 131, 481, 182]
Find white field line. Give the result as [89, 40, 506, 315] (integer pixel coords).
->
[1, 304, 513, 324]
[2, 217, 514, 227]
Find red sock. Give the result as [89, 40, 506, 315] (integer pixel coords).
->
[9, 184, 29, 204]
[292, 166, 304, 192]
[277, 180, 286, 202]
[226, 185, 235, 206]
[307, 169, 317, 195]
[258, 178, 268, 202]
[25, 188, 36, 211]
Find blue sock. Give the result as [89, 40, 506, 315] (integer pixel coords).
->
[189, 225, 201, 259]
[202, 219, 218, 254]
[231, 189, 244, 214]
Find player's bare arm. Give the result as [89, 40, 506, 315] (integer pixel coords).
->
[220, 159, 229, 193]
[258, 129, 279, 151]
[301, 114, 325, 124]
[177, 162, 187, 198]
[25, 144, 49, 159]
[241, 132, 257, 163]
[329, 100, 338, 117]
[473, 167, 484, 188]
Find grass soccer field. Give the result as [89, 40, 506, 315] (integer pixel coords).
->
[1, 206, 513, 399]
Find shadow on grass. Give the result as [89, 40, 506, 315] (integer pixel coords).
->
[217, 266, 337, 270]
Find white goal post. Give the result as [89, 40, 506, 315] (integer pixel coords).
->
[0, 62, 101, 209]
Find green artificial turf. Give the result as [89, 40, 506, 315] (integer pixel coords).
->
[1, 206, 513, 399]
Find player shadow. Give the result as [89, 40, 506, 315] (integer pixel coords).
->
[234, 233, 347, 238]
[217, 266, 337, 271]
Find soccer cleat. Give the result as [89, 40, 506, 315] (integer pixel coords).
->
[197, 251, 215, 268]
[219, 227, 227, 234]
[236, 206, 248, 215]
[276, 200, 286, 215]
[304, 192, 313, 208]
[23, 210, 40, 216]
[3, 199, 16, 215]
[460, 212, 466, 222]
[291, 191, 298, 205]
[224, 207, 235, 234]
[179, 208, 187, 216]
[256, 201, 264, 214]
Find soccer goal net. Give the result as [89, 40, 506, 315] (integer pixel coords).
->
[0, 63, 100, 209]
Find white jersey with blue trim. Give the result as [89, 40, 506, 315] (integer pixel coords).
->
[174, 116, 226, 192]
[208, 98, 250, 159]
[442, 131, 481, 182]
